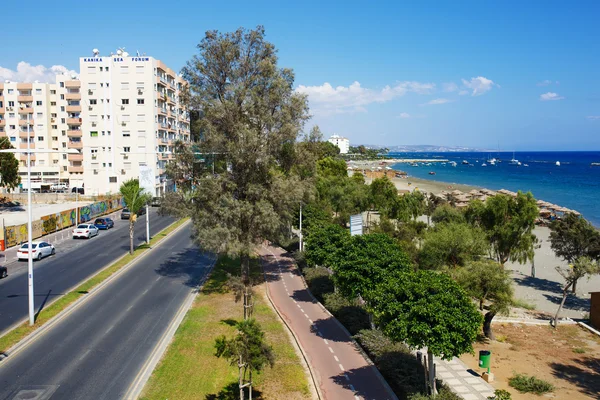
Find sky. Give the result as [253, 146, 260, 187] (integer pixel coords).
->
[1, 0, 599, 150]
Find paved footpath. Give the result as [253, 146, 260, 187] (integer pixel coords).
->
[260, 243, 397, 400]
[434, 357, 495, 400]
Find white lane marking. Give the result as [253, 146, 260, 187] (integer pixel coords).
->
[344, 373, 350, 381]
[303, 313, 309, 319]
[127, 305, 134, 312]
[300, 308, 304, 313]
[142, 288, 149, 295]
[328, 347, 334, 354]
[308, 319, 313, 324]
[324, 339, 328, 345]
[334, 355, 339, 362]
[339, 363, 344, 371]
[105, 324, 116, 335]
[354, 396, 360, 400]
[79, 349, 91, 361]
[297, 304, 301, 308]
[293, 299, 297, 303]
[155, 277, 160, 282]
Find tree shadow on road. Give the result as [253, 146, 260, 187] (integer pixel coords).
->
[154, 248, 212, 288]
[260, 256, 282, 283]
[513, 274, 564, 294]
[290, 288, 316, 304]
[550, 357, 600, 398]
[331, 365, 407, 400]
[205, 382, 263, 400]
[543, 293, 590, 311]
[309, 317, 352, 343]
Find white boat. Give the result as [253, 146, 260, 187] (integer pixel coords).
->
[449, 161, 457, 167]
[489, 160, 496, 165]
[523, 164, 529, 167]
[482, 163, 487, 167]
[556, 161, 561, 166]
[509, 151, 519, 165]
[462, 160, 469, 165]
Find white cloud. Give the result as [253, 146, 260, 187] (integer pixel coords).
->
[540, 92, 564, 101]
[458, 90, 469, 96]
[398, 112, 411, 118]
[587, 116, 600, 120]
[442, 82, 458, 92]
[422, 98, 453, 106]
[461, 76, 497, 96]
[0, 61, 78, 83]
[296, 80, 435, 115]
[537, 79, 552, 86]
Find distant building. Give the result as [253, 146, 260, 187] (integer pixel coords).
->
[328, 134, 349, 154]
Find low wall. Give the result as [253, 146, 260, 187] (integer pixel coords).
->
[3, 193, 104, 205]
[1, 197, 125, 249]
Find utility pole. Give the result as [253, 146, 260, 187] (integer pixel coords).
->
[26, 113, 34, 326]
[299, 203, 303, 252]
[146, 203, 150, 245]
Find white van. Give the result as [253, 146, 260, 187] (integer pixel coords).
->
[51, 184, 68, 190]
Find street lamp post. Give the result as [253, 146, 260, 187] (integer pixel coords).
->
[0, 119, 78, 326]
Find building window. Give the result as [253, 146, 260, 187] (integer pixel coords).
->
[109, 177, 117, 183]
[60, 94, 65, 100]
[137, 98, 144, 105]
[123, 131, 130, 137]
[60, 82, 64, 88]
[52, 136, 58, 141]
[53, 160, 58, 164]
[61, 118, 65, 123]
[37, 136, 44, 141]
[90, 99, 97, 105]
[8, 101, 15, 107]
[87, 66, 96, 74]
[37, 112, 43, 118]
[90, 131, 98, 137]
[123, 147, 131, 152]
[122, 99, 129, 105]
[36, 101, 42, 106]
[61, 106, 65, 112]
[51, 113, 57, 118]
[35, 89, 42, 94]
[10, 137, 16, 142]
[106, 67, 109, 72]
[51, 102, 56, 106]
[120, 66, 129, 73]
[136, 114, 145, 122]
[100, 67, 103, 71]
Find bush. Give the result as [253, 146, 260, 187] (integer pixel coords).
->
[487, 389, 512, 400]
[303, 267, 334, 302]
[323, 292, 370, 335]
[354, 329, 424, 397]
[407, 386, 461, 400]
[508, 373, 554, 394]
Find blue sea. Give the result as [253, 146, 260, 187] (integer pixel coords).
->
[389, 151, 600, 227]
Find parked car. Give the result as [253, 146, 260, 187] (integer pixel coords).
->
[121, 208, 131, 220]
[94, 217, 114, 230]
[137, 206, 146, 216]
[151, 197, 162, 207]
[17, 241, 56, 261]
[0, 265, 7, 279]
[71, 187, 85, 195]
[73, 224, 99, 239]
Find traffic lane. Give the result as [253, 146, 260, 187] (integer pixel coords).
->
[0, 225, 212, 400]
[0, 211, 175, 334]
[0, 208, 164, 278]
[262, 246, 396, 400]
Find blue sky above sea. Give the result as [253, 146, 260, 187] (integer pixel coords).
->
[1, 0, 599, 150]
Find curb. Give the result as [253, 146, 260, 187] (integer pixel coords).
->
[259, 248, 322, 400]
[265, 244, 399, 400]
[0, 219, 190, 362]
[125, 253, 218, 400]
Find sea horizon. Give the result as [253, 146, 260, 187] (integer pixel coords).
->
[388, 151, 600, 227]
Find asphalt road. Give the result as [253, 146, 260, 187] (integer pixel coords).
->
[260, 244, 397, 400]
[0, 224, 213, 400]
[0, 208, 174, 335]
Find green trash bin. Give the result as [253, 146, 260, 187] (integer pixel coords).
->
[479, 350, 491, 371]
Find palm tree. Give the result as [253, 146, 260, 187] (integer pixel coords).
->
[119, 179, 151, 254]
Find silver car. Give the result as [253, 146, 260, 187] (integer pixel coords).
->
[73, 223, 99, 239]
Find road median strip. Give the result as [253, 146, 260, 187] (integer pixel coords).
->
[0, 218, 189, 357]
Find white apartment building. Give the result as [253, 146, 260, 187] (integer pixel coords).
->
[0, 76, 82, 190]
[328, 134, 350, 154]
[79, 49, 191, 196]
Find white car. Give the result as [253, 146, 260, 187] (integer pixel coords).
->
[17, 241, 56, 261]
[73, 223, 99, 239]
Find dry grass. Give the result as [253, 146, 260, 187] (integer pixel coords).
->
[0, 218, 188, 353]
[140, 255, 311, 400]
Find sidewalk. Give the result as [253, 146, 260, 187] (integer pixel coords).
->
[434, 357, 495, 400]
[260, 243, 397, 400]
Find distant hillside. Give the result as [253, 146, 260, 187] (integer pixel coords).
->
[360, 144, 490, 153]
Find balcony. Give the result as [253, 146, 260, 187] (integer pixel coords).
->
[66, 105, 81, 113]
[65, 92, 81, 100]
[19, 119, 34, 126]
[20, 153, 36, 161]
[158, 108, 167, 116]
[0, 120, 5, 127]
[18, 95, 34, 103]
[68, 166, 84, 173]
[67, 130, 82, 137]
[18, 107, 34, 114]
[65, 80, 81, 88]
[19, 142, 35, 149]
[68, 153, 83, 161]
[156, 76, 167, 86]
[67, 118, 82, 125]
[19, 131, 34, 138]
[67, 141, 83, 149]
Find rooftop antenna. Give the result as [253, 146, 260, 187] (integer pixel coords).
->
[136, 50, 140, 57]
[92, 48, 100, 57]
[116, 49, 123, 56]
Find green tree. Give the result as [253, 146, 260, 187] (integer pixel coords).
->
[425, 192, 445, 225]
[370, 176, 397, 218]
[304, 223, 350, 268]
[470, 192, 538, 266]
[552, 257, 600, 327]
[180, 26, 309, 282]
[368, 270, 482, 391]
[0, 137, 20, 190]
[456, 260, 513, 339]
[549, 213, 600, 292]
[431, 204, 466, 225]
[215, 318, 275, 400]
[395, 191, 426, 222]
[316, 156, 347, 178]
[332, 233, 412, 300]
[119, 179, 151, 255]
[419, 222, 488, 269]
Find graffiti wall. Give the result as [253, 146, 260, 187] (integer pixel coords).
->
[3, 198, 123, 248]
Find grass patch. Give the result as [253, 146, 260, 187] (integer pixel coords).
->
[512, 298, 536, 310]
[0, 218, 188, 353]
[140, 255, 310, 400]
[508, 373, 554, 394]
[572, 347, 587, 354]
